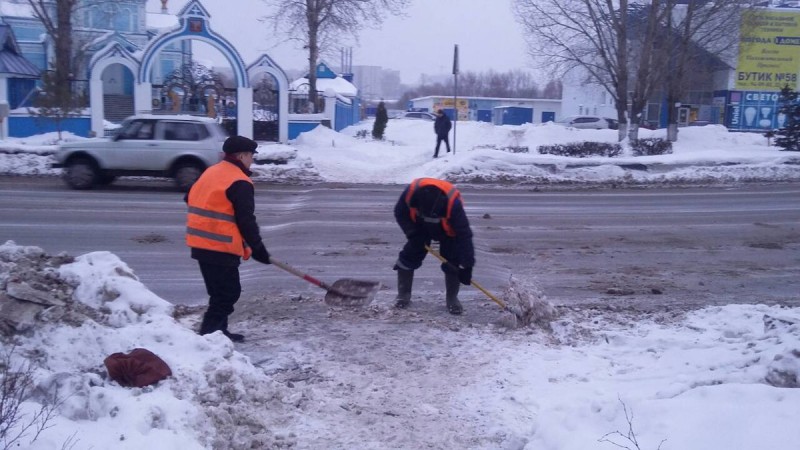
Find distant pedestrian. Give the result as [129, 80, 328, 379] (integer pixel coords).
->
[433, 109, 452, 158]
[186, 135, 272, 342]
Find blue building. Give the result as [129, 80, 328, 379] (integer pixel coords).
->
[0, 0, 361, 141]
[409, 95, 561, 124]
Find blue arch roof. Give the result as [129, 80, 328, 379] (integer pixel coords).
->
[138, 0, 248, 87]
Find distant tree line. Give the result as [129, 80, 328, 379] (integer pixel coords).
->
[395, 70, 562, 110]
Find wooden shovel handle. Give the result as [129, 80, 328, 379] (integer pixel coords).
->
[424, 245, 508, 310]
[270, 258, 335, 292]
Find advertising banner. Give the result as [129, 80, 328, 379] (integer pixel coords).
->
[434, 98, 469, 120]
[736, 9, 800, 91]
[725, 90, 787, 131]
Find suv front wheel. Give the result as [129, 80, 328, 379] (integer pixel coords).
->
[64, 157, 99, 190]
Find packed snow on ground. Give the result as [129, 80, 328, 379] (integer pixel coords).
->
[1, 240, 799, 449]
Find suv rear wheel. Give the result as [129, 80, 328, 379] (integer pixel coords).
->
[174, 161, 204, 192]
[64, 157, 99, 190]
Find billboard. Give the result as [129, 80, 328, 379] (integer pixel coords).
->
[434, 98, 469, 120]
[725, 90, 787, 131]
[736, 9, 800, 91]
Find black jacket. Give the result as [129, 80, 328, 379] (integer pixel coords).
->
[186, 157, 264, 266]
[434, 114, 452, 137]
[394, 185, 475, 267]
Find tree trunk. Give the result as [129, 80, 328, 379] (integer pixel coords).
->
[307, 17, 319, 112]
[54, 0, 74, 99]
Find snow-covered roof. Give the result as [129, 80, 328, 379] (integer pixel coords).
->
[289, 76, 358, 97]
[411, 95, 561, 103]
[0, 1, 34, 18]
[146, 11, 179, 30]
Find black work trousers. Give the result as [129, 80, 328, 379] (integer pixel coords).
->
[198, 262, 241, 334]
[397, 235, 460, 274]
[434, 135, 451, 157]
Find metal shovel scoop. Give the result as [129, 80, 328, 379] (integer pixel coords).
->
[270, 258, 380, 307]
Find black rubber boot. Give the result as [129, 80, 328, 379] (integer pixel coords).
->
[221, 317, 244, 343]
[222, 330, 245, 343]
[199, 314, 223, 336]
[200, 315, 244, 342]
[394, 269, 414, 309]
[445, 273, 463, 315]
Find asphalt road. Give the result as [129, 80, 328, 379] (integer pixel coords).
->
[1, 176, 798, 310]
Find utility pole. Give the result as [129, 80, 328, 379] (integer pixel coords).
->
[452, 44, 459, 155]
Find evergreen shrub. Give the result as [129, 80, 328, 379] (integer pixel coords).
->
[538, 142, 622, 157]
[630, 138, 673, 156]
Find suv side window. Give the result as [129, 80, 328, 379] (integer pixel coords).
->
[118, 120, 155, 140]
[160, 122, 208, 141]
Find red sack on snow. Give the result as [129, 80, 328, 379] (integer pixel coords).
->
[104, 348, 172, 388]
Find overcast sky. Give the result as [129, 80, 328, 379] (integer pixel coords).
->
[147, 0, 532, 84]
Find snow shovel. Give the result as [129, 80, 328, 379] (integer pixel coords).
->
[424, 245, 530, 324]
[270, 258, 380, 307]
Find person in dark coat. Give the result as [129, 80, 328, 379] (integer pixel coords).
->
[185, 135, 272, 342]
[433, 109, 452, 158]
[393, 177, 475, 315]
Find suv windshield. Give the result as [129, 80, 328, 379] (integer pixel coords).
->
[117, 120, 155, 140]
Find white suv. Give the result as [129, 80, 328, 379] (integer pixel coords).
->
[557, 115, 614, 130]
[52, 115, 228, 191]
[395, 111, 436, 121]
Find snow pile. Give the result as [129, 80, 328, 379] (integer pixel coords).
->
[498, 275, 556, 329]
[0, 241, 291, 449]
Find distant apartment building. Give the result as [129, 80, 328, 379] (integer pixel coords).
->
[350, 65, 401, 102]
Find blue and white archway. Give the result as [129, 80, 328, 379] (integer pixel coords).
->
[247, 54, 289, 143]
[88, 41, 140, 136]
[137, 0, 254, 138]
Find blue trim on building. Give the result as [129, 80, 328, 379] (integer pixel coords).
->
[9, 116, 92, 138]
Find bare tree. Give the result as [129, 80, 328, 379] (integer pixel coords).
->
[261, 0, 410, 109]
[515, 0, 754, 141]
[514, 0, 635, 140]
[26, 0, 99, 138]
[27, 0, 76, 94]
[659, 1, 754, 141]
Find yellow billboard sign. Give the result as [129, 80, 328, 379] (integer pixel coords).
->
[433, 98, 469, 120]
[736, 9, 800, 91]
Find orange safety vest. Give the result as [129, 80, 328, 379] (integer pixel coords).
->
[186, 161, 253, 259]
[405, 178, 461, 237]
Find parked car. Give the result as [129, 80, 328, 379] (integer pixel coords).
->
[556, 115, 614, 130]
[394, 111, 436, 121]
[52, 114, 229, 191]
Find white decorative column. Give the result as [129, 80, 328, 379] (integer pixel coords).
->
[0, 75, 8, 140]
[278, 84, 288, 143]
[135, 81, 153, 115]
[323, 88, 336, 125]
[89, 77, 104, 137]
[237, 86, 253, 139]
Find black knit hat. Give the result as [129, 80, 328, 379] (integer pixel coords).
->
[223, 135, 258, 154]
[411, 185, 447, 218]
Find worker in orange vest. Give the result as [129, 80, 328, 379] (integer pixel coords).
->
[393, 178, 475, 315]
[186, 135, 271, 342]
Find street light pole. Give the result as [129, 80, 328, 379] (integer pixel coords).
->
[452, 44, 459, 155]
